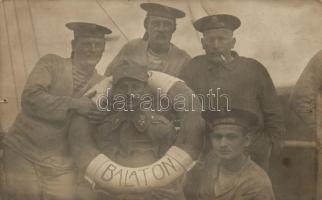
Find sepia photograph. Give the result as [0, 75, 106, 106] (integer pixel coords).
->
[0, 0, 322, 199]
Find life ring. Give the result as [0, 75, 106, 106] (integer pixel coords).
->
[84, 70, 184, 103]
[83, 71, 200, 193]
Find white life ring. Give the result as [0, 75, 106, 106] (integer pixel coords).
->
[83, 71, 197, 193]
[85, 70, 184, 102]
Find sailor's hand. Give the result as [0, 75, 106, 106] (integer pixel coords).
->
[88, 109, 110, 124]
[88, 96, 114, 124]
[70, 91, 96, 116]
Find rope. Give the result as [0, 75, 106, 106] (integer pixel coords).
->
[200, 0, 211, 15]
[184, 0, 201, 41]
[13, 0, 29, 80]
[27, 0, 40, 59]
[1, 1, 20, 109]
[96, 0, 129, 41]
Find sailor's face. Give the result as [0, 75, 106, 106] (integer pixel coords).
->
[201, 29, 235, 62]
[210, 124, 249, 161]
[73, 37, 105, 69]
[146, 16, 176, 47]
[112, 78, 148, 111]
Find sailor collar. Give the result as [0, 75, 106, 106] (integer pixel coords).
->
[210, 156, 251, 198]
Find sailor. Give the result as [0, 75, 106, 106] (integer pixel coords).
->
[289, 50, 322, 135]
[69, 61, 186, 200]
[2, 22, 111, 200]
[179, 14, 285, 170]
[184, 109, 276, 200]
[104, 3, 191, 77]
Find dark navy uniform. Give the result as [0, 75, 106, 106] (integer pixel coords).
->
[180, 14, 285, 170]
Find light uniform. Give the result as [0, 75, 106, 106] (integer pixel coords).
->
[184, 151, 275, 200]
[3, 54, 104, 200]
[105, 38, 191, 77]
[104, 2, 191, 78]
[4, 54, 103, 165]
[184, 109, 275, 200]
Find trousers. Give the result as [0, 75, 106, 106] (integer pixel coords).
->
[2, 145, 76, 200]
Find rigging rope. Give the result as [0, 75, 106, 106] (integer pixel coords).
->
[96, 0, 129, 41]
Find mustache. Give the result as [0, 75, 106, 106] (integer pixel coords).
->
[83, 51, 103, 56]
[207, 50, 222, 56]
[206, 51, 227, 63]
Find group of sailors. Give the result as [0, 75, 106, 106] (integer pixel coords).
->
[3, 2, 319, 200]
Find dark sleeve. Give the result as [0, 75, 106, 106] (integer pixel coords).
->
[169, 81, 205, 159]
[21, 55, 72, 122]
[68, 114, 100, 174]
[289, 51, 322, 132]
[182, 53, 192, 68]
[183, 163, 203, 200]
[174, 51, 192, 77]
[178, 61, 195, 91]
[257, 62, 285, 143]
[158, 122, 177, 156]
